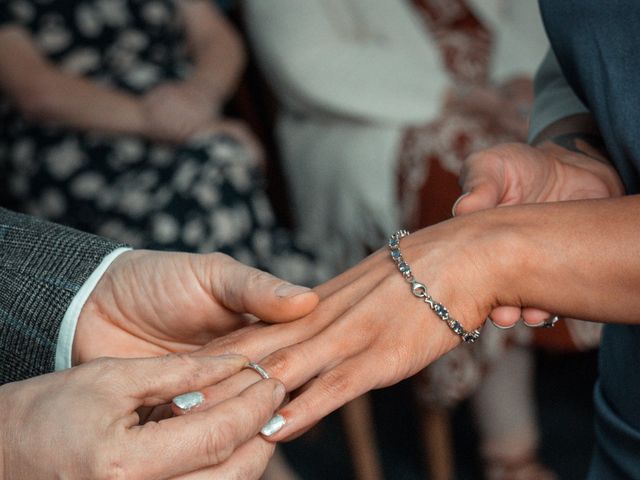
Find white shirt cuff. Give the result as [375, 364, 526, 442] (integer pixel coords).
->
[55, 247, 132, 371]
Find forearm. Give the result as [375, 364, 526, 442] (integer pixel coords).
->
[0, 26, 145, 137]
[179, 0, 245, 104]
[484, 195, 640, 324]
[23, 71, 146, 136]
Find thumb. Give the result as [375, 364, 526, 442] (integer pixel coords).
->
[210, 254, 319, 323]
[452, 182, 502, 216]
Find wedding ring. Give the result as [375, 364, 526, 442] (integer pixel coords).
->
[244, 362, 270, 379]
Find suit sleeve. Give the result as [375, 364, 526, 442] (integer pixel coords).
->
[0, 208, 127, 384]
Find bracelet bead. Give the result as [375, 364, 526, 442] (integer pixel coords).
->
[388, 230, 481, 343]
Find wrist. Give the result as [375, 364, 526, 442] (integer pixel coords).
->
[187, 75, 223, 109]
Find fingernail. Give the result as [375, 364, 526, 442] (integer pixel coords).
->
[275, 283, 311, 298]
[523, 319, 546, 328]
[172, 391, 204, 412]
[261, 414, 286, 437]
[273, 383, 286, 405]
[451, 192, 470, 217]
[489, 317, 516, 330]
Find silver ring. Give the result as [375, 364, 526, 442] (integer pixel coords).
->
[244, 362, 270, 379]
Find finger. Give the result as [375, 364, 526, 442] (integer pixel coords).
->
[208, 253, 319, 322]
[453, 181, 503, 215]
[171, 368, 262, 415]
[521, 307, 553, 327]
[190, 302, 368, 414]
[128, 378, 285, 479]
[264, 355, 377, 442]
[456, 154, 506, 215]
[488, 306, 522, 329]
[172, 437, 275, 480]
[199, 265, 385, 361]
[90, 354, 247, 408]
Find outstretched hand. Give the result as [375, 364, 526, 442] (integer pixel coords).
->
[454, 140, 624, 326]
[74, 251, 319, 365]
[191, 212, 515, 441]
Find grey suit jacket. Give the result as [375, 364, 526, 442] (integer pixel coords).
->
[0, 208, 125, 384]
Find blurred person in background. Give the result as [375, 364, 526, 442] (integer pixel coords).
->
[244, 1, 599, 478]
[0, 0, 324, 286]
[0, 2, 327, 478]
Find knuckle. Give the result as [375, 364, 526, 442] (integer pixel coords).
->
[201, 418, 237, 465]
[88, 357, 124, 385]
[90, 447, 128, 480]
[317, 368, 353, 399]
[229, 442, 275, 480]
[262, 351, 291, 380]
[162, 353, 206, 385]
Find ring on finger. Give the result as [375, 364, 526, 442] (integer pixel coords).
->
[244, 361, 270, 379]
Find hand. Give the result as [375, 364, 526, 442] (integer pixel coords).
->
[74, 251, 319, 365]
[454, 141, 624, 326]
[0, 354, 285, 479]
[141, 81, 219, 143]
[191, 213, 515, 441]
[191, 119, 265, 166]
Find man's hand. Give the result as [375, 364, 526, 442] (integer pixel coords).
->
[0, 354, 285, 479]
[454, 139, 624, 326]
[73, 251, 319, 365]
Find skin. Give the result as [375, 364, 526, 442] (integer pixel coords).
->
[0, 353, 285, 479]
[186, 114, 635, 444]
[1, 252, 318, 479]
[0, 1, 252, 145]
[74, 251, 319, 365]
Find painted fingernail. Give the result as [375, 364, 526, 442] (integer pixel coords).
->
[451, 192, 470, 217]
[172, 391, 204, 412]
[261, 414, 286, 437]
[275, 283, 311, 298]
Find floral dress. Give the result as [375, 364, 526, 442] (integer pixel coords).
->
[0, 0, 324, 284]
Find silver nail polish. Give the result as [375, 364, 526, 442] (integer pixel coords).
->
[260, 414, 286, 437]
[172, 391, 204, 412]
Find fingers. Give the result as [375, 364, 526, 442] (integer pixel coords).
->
[265, 355, 377, 442]
[128, 379, 285, 479]
[172, 437, 275, 480]
[488, 306, 522, 329]
[521, 307, 554, 327]
[453, 180, 503, 216]
[208, 253, 319, 322]
[99, 353, 247, 408]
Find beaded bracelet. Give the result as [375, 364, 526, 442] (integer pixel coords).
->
[388, 230, 481, 343]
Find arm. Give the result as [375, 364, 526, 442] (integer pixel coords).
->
[244, 0, 449, 124]
[0, 26, 146, 137]
[0, 208, 126, 384]
[177, 0, 246, 108]
[191, 194, 640, 441]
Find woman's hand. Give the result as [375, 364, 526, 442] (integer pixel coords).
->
[74, 251, 318, 366]
[141, 81, 218, 143]
[0, 354, 285, 479]
[194, 212, 515, 440]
